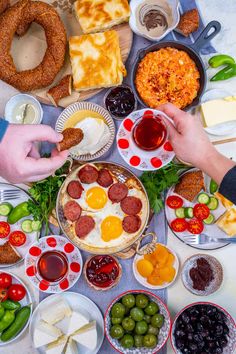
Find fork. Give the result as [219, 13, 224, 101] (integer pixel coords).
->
[0, 189, 22, 201]
[183, 233, 236, 245]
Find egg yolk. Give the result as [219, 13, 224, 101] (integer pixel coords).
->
[86, 187, 107, 209]
[101, 216, 123, 242]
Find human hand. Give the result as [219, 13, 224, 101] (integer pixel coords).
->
[0, 124, 68, 183]
[159, 103, 217, 169]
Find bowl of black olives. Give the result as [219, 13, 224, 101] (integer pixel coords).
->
[171, 302, 236, 354]
[105, 290, 171, 353]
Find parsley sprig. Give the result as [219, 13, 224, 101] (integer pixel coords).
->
[140, 162, 189, 214]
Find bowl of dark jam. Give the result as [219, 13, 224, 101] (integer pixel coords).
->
[104, 85, 137, 120]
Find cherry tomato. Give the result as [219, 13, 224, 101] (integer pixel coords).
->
[0, 273, 12, 288]
[0, 222, 10, 238]
[8, 284, 26, 301]
[9, 231, 26, 247]
[171, 218, 188, 232]
[193, 204, 210, 220]
[0, 287, 8, 302]
[166, 196, 184, 209]
[187, 219, 204, 234]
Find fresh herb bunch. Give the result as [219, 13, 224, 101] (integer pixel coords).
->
[27, 162, 69, 235]
[140, 162, 189, 214]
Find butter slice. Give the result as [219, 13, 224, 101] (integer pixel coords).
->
[201, 98, 236, 127]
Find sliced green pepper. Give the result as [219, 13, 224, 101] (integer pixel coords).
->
[209, 54, 235, 68]
[210, 179, 218, 194]
[7, 201, 30, 224]
[211, 64, 236, 82]
[0, 310, 15, 332]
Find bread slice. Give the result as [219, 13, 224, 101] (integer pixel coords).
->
[0, 241, 22, 264]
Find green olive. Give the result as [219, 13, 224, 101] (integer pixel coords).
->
[135, 294, 149, 309]
[130, 307, 144, 322]
[120, 334, 134, 349]
[143, 333, 158, 348]
[151, 314, 164, 328]
[134, 334, 144, 348]
[148, 324, 159, 336]
[122, 317, 135, 332]
[110, 324, 124, 339]
[135, 320, 148, 335]
[145, 301, 159, 316]
[111, 303, 126, 318]
[121, 294, 136, 309]
[111, 317, 122, 325]
[143, 314, 151, 324]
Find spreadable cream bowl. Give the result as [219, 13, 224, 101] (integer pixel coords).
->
[129, 0, 180, 42]
[4, 94, 43, 124]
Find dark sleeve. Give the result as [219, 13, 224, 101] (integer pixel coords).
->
[219, 166, 236, 204]
[0, 118, 9, 141]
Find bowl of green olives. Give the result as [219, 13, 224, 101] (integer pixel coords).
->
[104, 290, 171, 353]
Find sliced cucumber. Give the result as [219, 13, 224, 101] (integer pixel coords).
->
[175, 207, 185, 218]
[198, 193, 210, 205]
[0, 202, 13, 216]
[204, 214, 215, 225]
[31, 220, 42, 232]
[184, 207, 194, 219]
[210, 179, 218, 194]
[207, 197, 219, 210]
[21, 219, 33, 233]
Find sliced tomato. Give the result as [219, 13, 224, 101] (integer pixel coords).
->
[9, 231, 26, 247]
[166, 196, 184, 209]
[171, 218, 188, 232]
[0, 287, 8, 302]
[193, 204, 210, 220]
[0, 222, 10, 238]
[188, 219, 204, 234]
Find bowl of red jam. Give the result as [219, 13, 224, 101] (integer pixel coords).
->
[84, 255, 122, 291]
[104, 85, 137, 120]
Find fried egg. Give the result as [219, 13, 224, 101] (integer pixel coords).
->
[79, 182, 110, 211]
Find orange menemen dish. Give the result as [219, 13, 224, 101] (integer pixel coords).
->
[135, 47, 200, 109]
[136, 244, 176, 286]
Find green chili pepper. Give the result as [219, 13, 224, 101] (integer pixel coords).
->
[0, 310, 15, 332]
[1, 306, 31, 342]
[0, 305, 5, 320]
[211, 64, 236, 82]
[7, 201, 30, 224]
[209, 54, 235, 68]
[1, 300, 21, 311]
[210, 179, 218, 194]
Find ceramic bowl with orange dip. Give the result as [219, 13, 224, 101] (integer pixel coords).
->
[133, 243, 179, 289]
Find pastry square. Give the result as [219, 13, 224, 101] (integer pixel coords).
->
[69, 30, 126, 91]
[74, 0, 130, 33]
[216, 208, 236, 237]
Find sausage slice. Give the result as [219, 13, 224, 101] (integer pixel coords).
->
[122, 215, 141, 234]
[78, 165, 99, 184]
[75, 216, 95, 239]
[63, 201, 81, 222]
[108, 183, 128, 203]
[97, 169, 113, 188]
[67, 180, 83, 199]
[121, 196, 142, 215]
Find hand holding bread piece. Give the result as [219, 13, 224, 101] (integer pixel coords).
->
[57, 128, 84, 151]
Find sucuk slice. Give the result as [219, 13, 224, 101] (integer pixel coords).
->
[78, 165, 99, 184]
[122, 215, 141, 233]
[63, 201, 82, 222]
[97, 169, 113, 187]
[108, 183, 128, 203]
[120, 196, 142, 215]
[75, 216, 95, 239]
[67, 180, 83, 199]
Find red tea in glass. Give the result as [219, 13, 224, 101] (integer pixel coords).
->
[37, 250, 68, 283]
[133, 114, 167, 151]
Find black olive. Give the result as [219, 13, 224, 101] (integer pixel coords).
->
[187, 333, 194, 341]
[186, 324, 194, 333]
[189, 342, 198, 351]
[176, 330, 185, 338]
[219, 336, 228, 348]
[193, 333, 203, 343]
[201, 329, 209, 338]
[176, 339, 185, 349]
[223, 324, 229, 335]
[182, 313, 191, 324]
[215, 347, 223, 354]
[197, 323, 204, 332]
[215, 324, 224, 336]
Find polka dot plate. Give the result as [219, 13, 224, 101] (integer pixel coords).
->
[25, 235, 83, 293]
[117, 109, 175, 171]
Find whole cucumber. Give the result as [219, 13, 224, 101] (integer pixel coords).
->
[1, 300, 21, 311]
[1, 306, 31, 342]
[7, 202, 30, 224]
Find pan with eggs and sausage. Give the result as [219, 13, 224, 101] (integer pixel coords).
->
[56, 162, 150, 254]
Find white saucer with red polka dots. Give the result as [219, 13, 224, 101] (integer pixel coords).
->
[117, 109, 175, 171]
[25, 235, 83, 294]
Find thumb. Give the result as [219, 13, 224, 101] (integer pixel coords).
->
[25, 124, 63, 143]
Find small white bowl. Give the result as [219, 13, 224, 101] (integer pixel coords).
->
[133, 243, 179, 290]
[129, 0, 180, 42]
[4, 94, 43, 124]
